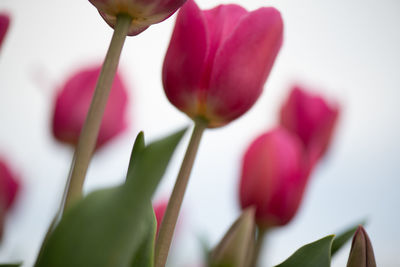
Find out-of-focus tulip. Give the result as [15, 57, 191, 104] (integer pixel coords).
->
[163, 0, 283, 128]
[0, 13, 10, 49]
[52, 65, 129, 150]
[88, 0, 187, 36]
[239, 127, 309, 227]
[347, 226, 376, 267]
[0, 158, 19, 240]
[280, 86, 339, 165]
[153, 199, 168, 235]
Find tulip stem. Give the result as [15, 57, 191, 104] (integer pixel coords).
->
[154, 119, 206, 267]
[251, 227, 268, 267]
[63, 14, 132, 212]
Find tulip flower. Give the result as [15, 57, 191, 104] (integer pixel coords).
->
[0, 13, 10, 49]
[88, 0, 187, 36]
[239, 127, 309, 227]
[0, 158, 19, 240]
[280, 86, 339, 165]
[347, 226, 377, 267]
[52, 65, 129, 150]
[163, 0, 283, 128]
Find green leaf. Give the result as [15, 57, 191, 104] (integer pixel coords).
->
[0, 264, 22, 267]
[331, 221, 366, 256]
[274, 235, 335, 267]
[126, 131, 145, 179]
[35, 128, 186, 267]
[130, 203, 156, 267]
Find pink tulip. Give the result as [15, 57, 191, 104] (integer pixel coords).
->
[280, 86, 339, 165]
[0, 158, 20, 240]
[52, 65, 129, 150]
[239, 127, 309, 227]
[89, 0, 187, 36]
[0, 13, 10, 49]
[153, 199, 168, 235]
[163, 0, 283, 128]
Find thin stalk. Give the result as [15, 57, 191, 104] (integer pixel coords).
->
[154, 120, 207, 267]
[63, 14, 132, 211]
[34, 14, 132, 264]
[251, 227, 268, 267]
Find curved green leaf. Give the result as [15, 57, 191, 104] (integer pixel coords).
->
[274, 235, 335, 267]
[126, 131, 145, 179]
[35, 128, 186, 267]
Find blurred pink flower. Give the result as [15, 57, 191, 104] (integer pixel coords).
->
[163, 0, 283, 128]
[239, 127, 309, 227]
[89, 0, 187, 36]
[0, 158, 19, 240]
[52, 65, 129, 150]
[153, 199, 168, 236]
[0, 12, 10, 49]
[280, 86, 339, 165]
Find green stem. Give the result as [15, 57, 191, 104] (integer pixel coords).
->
[154, 120, 206, 267]
[251, 227, 268, 267]
[63, 14, 132, 211]
[33, 14, 132, 265]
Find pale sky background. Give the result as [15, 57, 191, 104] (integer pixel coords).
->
[0, 0, 399, 266]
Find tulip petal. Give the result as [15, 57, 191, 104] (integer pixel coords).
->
[240, 128, 308, 227]
[148, 0, 187, 18]
[207, 7, 283, 126]
[201, 5, 247, 89]
[162, 0, 208, 117]
[52, 66, 128, 149]
[0, 13, 10, 49]
[280, 86, 340, 166]
[0, 159, 19, 210]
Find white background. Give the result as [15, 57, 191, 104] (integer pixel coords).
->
[0, 0, 399, 266]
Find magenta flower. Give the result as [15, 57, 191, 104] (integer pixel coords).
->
[239, 127, 309, 227]
[280, 86, 339, 165]
[153, 199, 168, 235]
[89, 0, 187, 36]
[0, 13, 10, 49]
[52, 65, 129, 150]
[163, 0, 283, 128]
[0, 158, 19, 240]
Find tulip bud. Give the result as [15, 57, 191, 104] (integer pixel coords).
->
[163, 0, 283, 128]
[280, 86, 339, 165]
[239, 127, 309, 227]
[52, 65, 129, 150]
[346, 226, 377, 267]
[210, 208, 256, 267]
[0, 13, 10, 49]
[0, 158, 20, 240]
[88, 0, 187, 36]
